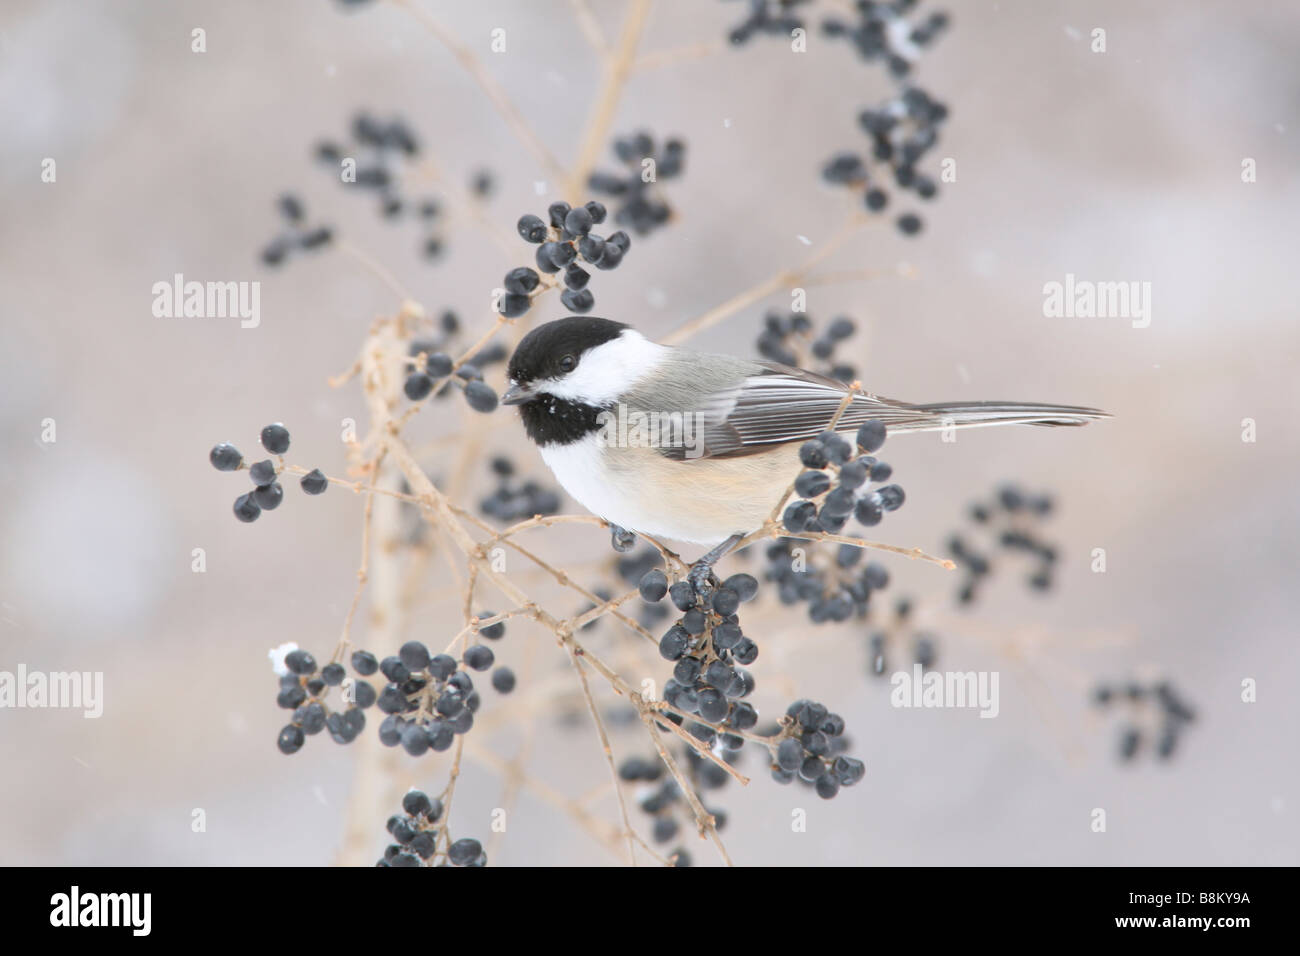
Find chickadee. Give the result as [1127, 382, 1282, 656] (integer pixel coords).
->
[502, 316, 1108, 549]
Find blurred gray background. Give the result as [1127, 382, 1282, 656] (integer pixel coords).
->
[1, 0, 1297, 866]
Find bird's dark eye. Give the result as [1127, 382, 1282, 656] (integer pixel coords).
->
[558, 354, 577, 373]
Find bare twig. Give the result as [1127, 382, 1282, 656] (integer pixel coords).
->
[662, 214, 870, 345]
[569, 0, 610, 60]
[392, 0, 567, 186]
[565, 0, 654, 201]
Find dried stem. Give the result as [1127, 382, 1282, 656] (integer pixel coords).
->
[662, 214, 870, 345]
[392, 0, 567, 186]
[565, 0, 654, 201]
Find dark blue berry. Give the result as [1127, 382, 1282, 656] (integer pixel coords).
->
[300, 469, 328, 495]
[277, 725, 304, 754]
[534, 245, 562, 274]
[298, 702, 326, 734]
[639, 569, 668, 602]
[380, 656, 410, 683]
[399, 641, 430, 672]
[504, 266, 540, 295]
[285, 649, 316, 675]
[253, 481, 283, 511]
[577, 234, 605, 261]
[561, 289, 595, 313]
[517, 214, 547, 242]
[249, 460, 277, 486]
[668, 581, 696, 612]
[795, 470, 831, 498]
[210, 443, 242, 471]
[448, 838, 482, 866]
[723, 574, 758, 602]
[351, 650, 378, 675]
[260, 423, 290, 454]
[783, 500, 817, 532]
[464, 645, 494, 671]
[564, 206, 593, 236]
[799, 441, 828, 468]
[478, 614, 506, 640]
[659, 625, 690, 661]
[856, 420, 887, 453]
[428, 654, 457, 680]
[233, 493, 261, 523]
[877, 484, 906, 511]
[464, 381, 499, 413]
[321, 662, 346, 686]
[776, 738, 803, 771]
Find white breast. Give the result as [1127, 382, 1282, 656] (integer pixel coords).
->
[538, 437, 793, 546]
[539, 436, 651, 534]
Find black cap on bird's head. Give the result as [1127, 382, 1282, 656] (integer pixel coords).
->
[501, 316, 628, 405]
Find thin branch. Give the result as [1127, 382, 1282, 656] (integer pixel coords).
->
[332, 453, 383, 663]
[565, 0, 654, 201]
[567, 647, 638, 864]
[392, 0, 567, 186]
[637, 696, 734, 866]
[569, 0, 610, 61]
[662, 214, 869, 345]
[335, 237, 417, 303]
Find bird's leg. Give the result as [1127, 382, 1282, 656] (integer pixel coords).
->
[686, 533, 744, 594]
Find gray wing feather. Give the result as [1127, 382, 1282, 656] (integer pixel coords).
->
[626, 355, 1109, 461]
[699, 363, 919, 456]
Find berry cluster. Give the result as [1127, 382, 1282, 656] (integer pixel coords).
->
[782, 421, 906, 536]
[498, 200, 630, 318]
[209, 424, 330, 524]
[725, 0, 812, 45]
[378, 790, 487, 867]
[866, 595, 938, 675]
[822, 85, 947, 236]
[756, 311, 859, 383]
[764, 537, 892, 623]
[1092, 681, 1197, 763]
[821, 1, 951, 79]
[260, 194, 333, 267]
[814, 2, 951, 236]
[478, 455, 561, 523]
[372, 633, 511, 756]
[948, 485, 1057, 605]
[402, 312, 504, 413]
[644, 571, 762, 749]
[274, 646, 377, 755]
[587, 132, 686, 236]
[313, 112, 492, 262]
[770, 699, 865, 799]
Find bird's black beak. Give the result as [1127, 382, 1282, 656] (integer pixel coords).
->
[500, 381, 538, 406]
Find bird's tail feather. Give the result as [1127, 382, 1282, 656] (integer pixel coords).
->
[872, 400, 1111, 433]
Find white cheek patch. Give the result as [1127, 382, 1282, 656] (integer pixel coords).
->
[541, 331, 667, 405]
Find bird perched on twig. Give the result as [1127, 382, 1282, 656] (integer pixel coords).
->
[502, 317, 1108, 571]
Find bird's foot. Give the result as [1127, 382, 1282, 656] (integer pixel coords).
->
[686, 533, 744, 596]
